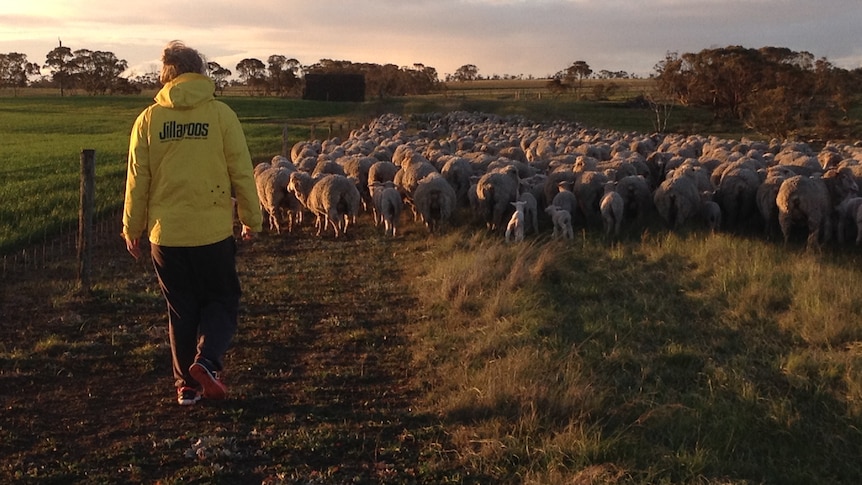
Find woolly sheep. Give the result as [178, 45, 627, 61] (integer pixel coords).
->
[367, 160, 399, 185]
[701, 191, 722, 233]
[289, 172, 361, 238]
[600, 181, 624, 238]
[369, 181, 403, 237]
[518, 191, 539, 235]
[573, 170, 610, 226]
[412, 172, 457, 233]
[254, 161, 302, 234]
[440, 156, 474, 207]
[653, 173, 702, 229]
[714, 164, 761, 230]
[615, 174, 652, 224]
[551, 181, 578, 222]
[776, 168, 859, 249]
[544, 205, 574, 240]
[505, 201, 527, 243]
[834, 196, 862, 244]
[476, 165, 520, 231]
[756, 165, 797, 238]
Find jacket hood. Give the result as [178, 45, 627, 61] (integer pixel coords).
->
[154, 73, 215, 109]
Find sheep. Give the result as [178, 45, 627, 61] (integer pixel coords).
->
[776, 167, 859, 249]
[573, 170, 610, 226]
[475, 165, 520, 232]
[368, 181, 403, 237]
[254, 161, 302, 234]
[615, 174, 652, 224]
[545, 205, 574, 240]
[288, 172, 361, 237]
[440, 156, 475, 207]
[368, 160, 399, 185]
[756, 165, 798, 238]
[412, 172, 457, 233]
[600, 181, 624, 238]
[653, 173, 702, 229]
[505, 201, 527, 243]
[701, 191, 722, 233]
[393, 151, 438, 218]
[551, 180, 579, 223]
[518, 191, 539, 236]
[713, 164, 761, 230]
[834, 196, 862, 244]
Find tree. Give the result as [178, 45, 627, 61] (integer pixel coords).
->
[207, 61, 232, 95]
[0, 52, 41, 95]
[69, 49, 128, 95]
[452, 64, 479, 82]
[235, 58, 266, 91]
[44, 41, 75, 96]
[653, 45, 859, 139]
[564, 61, 592, 98]
[266, 55, 300, 96]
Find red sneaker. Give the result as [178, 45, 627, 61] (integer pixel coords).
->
[189, 362, 228, 400]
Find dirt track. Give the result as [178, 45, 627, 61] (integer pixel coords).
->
[0, 222, 471, 483]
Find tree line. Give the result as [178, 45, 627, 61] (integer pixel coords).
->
[0, 43, 442, 98]
[653, 45, 862, 140]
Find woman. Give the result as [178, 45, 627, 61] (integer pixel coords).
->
[122, 40, 262, 406]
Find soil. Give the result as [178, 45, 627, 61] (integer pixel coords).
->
[0, 221, 467, 484]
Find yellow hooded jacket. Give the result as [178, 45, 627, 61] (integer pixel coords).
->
[123, 73, 262, 247]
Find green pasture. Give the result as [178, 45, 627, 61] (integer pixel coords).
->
[0, 96, 359, 253]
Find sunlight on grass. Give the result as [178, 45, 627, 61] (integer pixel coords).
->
[406, 225, 862, 483]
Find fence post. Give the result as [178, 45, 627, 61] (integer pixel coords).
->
[77, 149, 95, 291]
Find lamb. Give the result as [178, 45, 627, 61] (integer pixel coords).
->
[776, 167, 859, 249]
[505, 201, 527, 243]
[701, 191, 722, 233]
[599, 181, 624, 238]
[544, 205, 574, 240]
[288, 172, 361, 237]
[368, 181, 403, 237]
[412, 172, 457, 233]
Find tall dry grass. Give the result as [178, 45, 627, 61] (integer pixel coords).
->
[402, 226, 862, 483]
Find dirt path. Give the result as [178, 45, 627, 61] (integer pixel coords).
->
[0, 222, 459, 483]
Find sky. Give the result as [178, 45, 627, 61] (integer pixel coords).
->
[2, 0, 861, 81]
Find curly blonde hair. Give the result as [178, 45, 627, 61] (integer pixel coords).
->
[159, 40, 207, 85]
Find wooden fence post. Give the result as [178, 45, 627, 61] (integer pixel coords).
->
[77, 149, 95, 291]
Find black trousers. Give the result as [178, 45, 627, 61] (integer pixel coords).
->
[151, 237, 241, 389]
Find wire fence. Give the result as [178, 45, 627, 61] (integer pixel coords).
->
[1, 207, 125, 279]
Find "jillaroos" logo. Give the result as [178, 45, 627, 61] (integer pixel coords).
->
[158, 121, 209, 141]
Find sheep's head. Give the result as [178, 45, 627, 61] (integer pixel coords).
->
[825, 167, 860, 199]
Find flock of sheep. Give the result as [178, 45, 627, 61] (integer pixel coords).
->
[253, 111, 862, 250]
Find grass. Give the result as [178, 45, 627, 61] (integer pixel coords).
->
[3, 91, 862, 483]
[402, 226, 862, 483]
